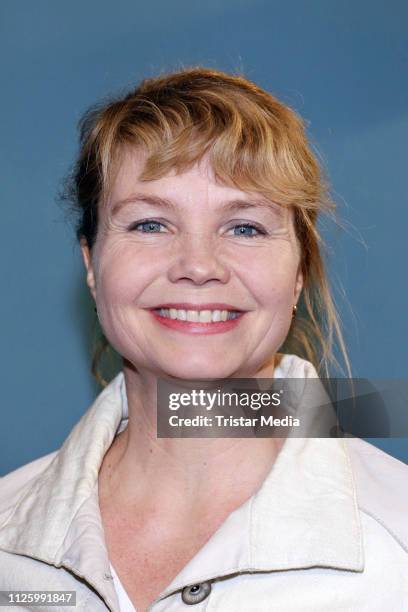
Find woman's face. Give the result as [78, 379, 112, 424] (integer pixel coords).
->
[81, 147, 303, 380]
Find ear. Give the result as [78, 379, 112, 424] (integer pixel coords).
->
[80, 238, 97, 302]
[294, 263, 304, 305]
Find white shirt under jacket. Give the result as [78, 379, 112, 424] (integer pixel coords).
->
[0, 354, 407, 611]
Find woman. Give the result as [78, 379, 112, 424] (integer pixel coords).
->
[0, 68, 406, 612]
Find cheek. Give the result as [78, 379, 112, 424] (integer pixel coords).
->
[94, 243, 155, 307]
[266, 274, 297, 311]
[235, 247, 299, 308]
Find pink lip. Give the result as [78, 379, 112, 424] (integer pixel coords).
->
[149, 310, 246, 335]
[151, 303, 244, 311]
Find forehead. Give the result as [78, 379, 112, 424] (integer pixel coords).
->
[109, 147, 245, 202]
[105, 146, 292, 225]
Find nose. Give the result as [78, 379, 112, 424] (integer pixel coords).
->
[167, 231, 230, 286]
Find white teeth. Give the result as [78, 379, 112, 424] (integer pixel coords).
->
[157, 308, 240, 322]
[211, 310, 222, 322]
[199, 310, 212, 323]
[177, 309, 187, 320]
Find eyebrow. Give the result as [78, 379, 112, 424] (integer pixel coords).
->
[111, 192, 283, 216]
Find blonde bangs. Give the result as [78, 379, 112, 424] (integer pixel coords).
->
[98, 81, 329, 216]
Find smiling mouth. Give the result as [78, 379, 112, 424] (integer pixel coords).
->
[148, 307, 246, 335]
[153, 307, 242, 323]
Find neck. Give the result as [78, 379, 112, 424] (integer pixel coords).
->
[98, 354, 286, 515]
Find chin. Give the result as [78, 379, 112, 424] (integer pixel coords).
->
[159, 360, 237, 382]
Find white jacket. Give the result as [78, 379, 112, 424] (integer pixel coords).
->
[0, 354, 407, 611]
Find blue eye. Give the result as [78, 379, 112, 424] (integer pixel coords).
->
[129, 220, 165, 233]
[232, 224, 265, 238]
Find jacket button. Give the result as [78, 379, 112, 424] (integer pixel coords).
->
[181, 582, 211, 605]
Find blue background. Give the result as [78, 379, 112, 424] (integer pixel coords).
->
[1, 0, 407, 474]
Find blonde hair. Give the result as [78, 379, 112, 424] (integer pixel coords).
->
[63, 66, 351, 385]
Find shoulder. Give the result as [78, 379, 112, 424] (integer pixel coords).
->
[345, 436, 408, 554]
[0, 452, 57, 518]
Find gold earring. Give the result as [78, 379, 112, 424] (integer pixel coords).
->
[292, 304, 297, 319]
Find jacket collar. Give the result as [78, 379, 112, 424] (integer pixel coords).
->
[162, 437, 364, 598]
[0, 376, 125, 611]
[0, 355, 363, 609]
